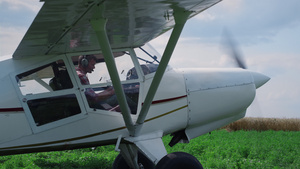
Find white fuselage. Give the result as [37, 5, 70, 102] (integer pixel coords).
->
[0, 55, 269, 155]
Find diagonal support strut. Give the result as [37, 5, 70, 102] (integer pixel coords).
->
[90, 4, 135, 136]
[135, 9, 192, 135]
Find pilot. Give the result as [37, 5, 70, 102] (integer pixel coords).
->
[76, 55, 116, 110]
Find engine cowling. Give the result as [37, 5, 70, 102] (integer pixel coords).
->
[181, 68, 269, 140]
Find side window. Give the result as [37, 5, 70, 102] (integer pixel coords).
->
[71, 52, 135, 85]
[16, 60, 73, 95]
[16, 60, 82, 127]
[27, 94, 81, 126]
[71, 52, 139, 114]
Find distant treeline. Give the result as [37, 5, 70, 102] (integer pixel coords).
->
[222, 117, 300, 132]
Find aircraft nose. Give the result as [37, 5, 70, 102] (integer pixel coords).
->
[251, 71, 270, 89]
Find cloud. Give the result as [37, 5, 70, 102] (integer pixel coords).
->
[0, 26, 27, 56]
[194, 11, 216, 21]
[0, 1, 42, 27]
[182, 0, 300, 47]
[256, 81, 300, 118]
[0, 0, 42, 13]
[152, 35, 236, 69]
[0, 0, 43, 56]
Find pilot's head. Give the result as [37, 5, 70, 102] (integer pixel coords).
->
[78, 55, 97, 73]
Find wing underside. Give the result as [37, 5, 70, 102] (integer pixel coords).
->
[13, 0, 221, 59]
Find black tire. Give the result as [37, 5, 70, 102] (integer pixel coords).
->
[112, 152, 155, 169]
[155, 152, 203, 169]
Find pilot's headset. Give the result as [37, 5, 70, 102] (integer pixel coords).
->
[81, 55, 89, 68]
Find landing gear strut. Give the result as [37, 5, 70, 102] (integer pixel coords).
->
[112, 152, 155, 169]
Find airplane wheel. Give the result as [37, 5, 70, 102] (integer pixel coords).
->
[112, 152, 155, 169]
[155, 152, 203, 169]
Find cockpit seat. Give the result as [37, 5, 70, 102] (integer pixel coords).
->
[49, 69, 73, 91]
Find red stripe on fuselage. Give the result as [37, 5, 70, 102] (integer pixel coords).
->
[142, 95, 187, 105]
[0, 108, 24, 112]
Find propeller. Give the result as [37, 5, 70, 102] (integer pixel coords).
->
[221, 28, 269, 89]
[221, 29, 270, 119]
[222, 29, 247, 69]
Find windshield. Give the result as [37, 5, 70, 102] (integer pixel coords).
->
[125, 43, 171, 80]
[134, 43, 161, 65]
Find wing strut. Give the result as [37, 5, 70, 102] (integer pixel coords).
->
[135, 9, 192, 135]
[90, 4, 135, 136]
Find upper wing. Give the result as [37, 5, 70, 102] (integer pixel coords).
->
[13, 0, 221, 59]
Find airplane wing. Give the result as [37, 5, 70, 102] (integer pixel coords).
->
[13, 0, 221, 59]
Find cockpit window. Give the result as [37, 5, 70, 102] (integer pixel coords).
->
[71, 52, 135, 85]
[16, 59, 82, 128]
[71, 52, 139, 114]
[16, 60, 73, 95]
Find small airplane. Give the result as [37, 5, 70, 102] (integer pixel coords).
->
[0, 0, 270, 168]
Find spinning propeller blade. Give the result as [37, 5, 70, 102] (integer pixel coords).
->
[222, 29, 247, 69]
[222, 29, 270, 119]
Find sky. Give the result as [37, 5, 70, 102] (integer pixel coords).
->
[1, 0, 299, 118]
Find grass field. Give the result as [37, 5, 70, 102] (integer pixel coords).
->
[0, 118, 299, 169]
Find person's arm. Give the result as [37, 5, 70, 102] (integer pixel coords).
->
[95, 87, 115, 100]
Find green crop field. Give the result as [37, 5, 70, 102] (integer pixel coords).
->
[1, 129, 299, 169]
